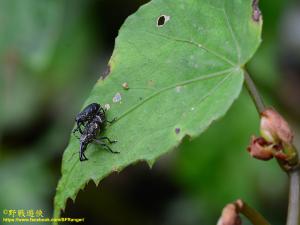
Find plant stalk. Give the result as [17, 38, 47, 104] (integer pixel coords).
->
[286, 168, 300, 225]
[243, 70, 266, 113]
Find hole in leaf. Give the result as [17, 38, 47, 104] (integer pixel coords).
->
[156, 15, 170, 27]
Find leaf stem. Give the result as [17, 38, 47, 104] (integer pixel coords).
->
[243, 70, 265, 114]
[286, 168, 300, 225]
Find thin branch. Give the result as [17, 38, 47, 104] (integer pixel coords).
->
[218, 199, 270, 225]
[237, 200, 271, 225]
[243, 70, 266, 114]
[286, 168, 300, 225]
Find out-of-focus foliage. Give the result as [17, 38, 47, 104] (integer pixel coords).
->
[0, 0, 99, 130]
[0, 0, 63, 128]
[0, 0, 103, 218]
[0, 152, 54, 214]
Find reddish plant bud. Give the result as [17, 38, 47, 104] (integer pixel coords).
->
[260, 108, 293, 144]
[247, 136, 274, 161]
[260, 108, 298, 164]
[217, 203, 242, 225]
[247, 108, 298, 167]
[274, 151, 288, 161]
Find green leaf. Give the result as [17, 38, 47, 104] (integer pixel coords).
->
[54, 0, 262, 218]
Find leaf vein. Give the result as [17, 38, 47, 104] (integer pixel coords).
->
[115, 68, 236, 122]
[146, 31, 235, 66]
[222, 2, 241, 64]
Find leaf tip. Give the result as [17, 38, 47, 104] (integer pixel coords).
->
[146, 159, 156, 168]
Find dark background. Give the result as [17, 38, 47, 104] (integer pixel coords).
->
[1, 0, 300, 224]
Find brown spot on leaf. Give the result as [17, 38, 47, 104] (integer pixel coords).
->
[175, 128, 180, 134]
[252, 0, 261, 22]
[122, 82, 129, 90]
[148, 80, 155, 87]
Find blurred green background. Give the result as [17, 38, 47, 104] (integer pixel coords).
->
[1, 0, 300, 224]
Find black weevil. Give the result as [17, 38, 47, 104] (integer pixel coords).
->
[79, 116, 119, 161]
[73, 103, 118, 161]
[73, 103, 105, 134]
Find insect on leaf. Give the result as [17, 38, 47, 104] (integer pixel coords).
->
[54, 0, 262, 220]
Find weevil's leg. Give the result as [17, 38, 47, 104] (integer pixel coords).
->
[100, 107, 106, 114]
[102, 144, 120, 154]
[93, 140, 120, 153]
[78, 122, 84, 134]
[97, 108, 106, 119]
[72, 126, 81, 139]
[83, 153, 88, 160]
[99, 106, 117, 124]
[97, 136, 117, 144]
[80, 155, 87, 161]
[73, 122, 84, 135]
[72, 126, 79, 134]
[80, 152, 88, 161]
[79, 151, 84, 161]
[79, 142, 88, 161]
[73, 131, 80, 140]
[79, 152, 84, 161]
[95, 115, 104, 124]
[78, 121, 87, 134]
[106, 117, 117, 124]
